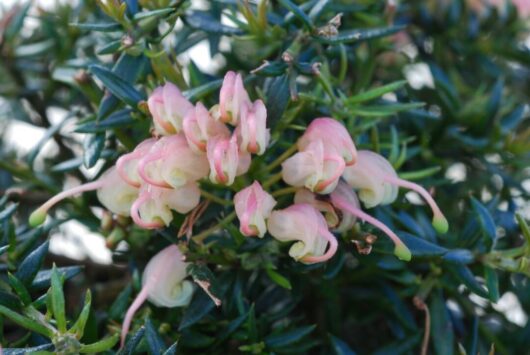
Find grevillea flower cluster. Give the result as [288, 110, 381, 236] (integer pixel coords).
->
[29, 71, 448, 344]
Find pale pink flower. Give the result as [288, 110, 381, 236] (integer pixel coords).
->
[267, 204, 338, 264]
[130, 183, 201, 229]
[342, 150, 448, 234]
[330, 181, 411, 261]
[217, 71, 250, 125]
[121, 245, 193, 347]
[297, 118, 357, 166]
[207, 134, 250, 185]
[138, 134, 209, 189]
[236, 99, 270, 155]
[116, 138, 157, 187]
[147, 82, 193, 135]
[282, 140, 345, 194]
[183, 102, 230, 153]
[29, 167, 138, 227]
[234, 181, 276, 237]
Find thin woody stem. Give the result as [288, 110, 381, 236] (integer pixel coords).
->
[193, 212, 237, 243]
[200, 190, 233, 206]
[263, 144, 298, 173]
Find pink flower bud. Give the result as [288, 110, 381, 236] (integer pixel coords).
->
[234, 181, 277, 237]
[207, 134, 250, 185]
[121, 245, 193, 347]
[138, 134, 209, 189]
[343, 150, 448, 234]
[147, 82, 193, 135]
[183, 102, 230, 153]
[116, 138, 157, 187]
[267, 204, 337, 264]
[282, 140, 345, 194]
[298, 118, 357, 166]
[29, 167, 138, 227]
[236, 99, 270, 155]
[218, 71, 250, 125]
[130, 183, 201, 229]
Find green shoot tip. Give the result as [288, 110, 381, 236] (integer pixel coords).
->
[29, 209, 46, 227]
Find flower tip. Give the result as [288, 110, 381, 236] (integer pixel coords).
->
[394, 243, 412, 261]
[29, 209, 46, 227]
[433, 215, 449, 234]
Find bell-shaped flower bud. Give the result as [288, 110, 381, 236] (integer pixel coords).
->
[29, 167, 138, 227]
[294, 188, 339, 229]
[183, 102, 230, 153]
[121, 245, 193, 347]
[282, 140, 345, 194]
[130, 183, 201, 229]
[267, 204, 338, 264]
[298, 118, 357, 166]
[147, 82, 193, 135]
[207, 134, 250, 186]
[116, 138, 157, 187]
[138, 134, 209, 189]
[234, 181, 276, 237]
[236, 99, 270, 155]
[217, 71, 250, 125]
[330, 181, 411, 261]
[342, 150, 448, 233]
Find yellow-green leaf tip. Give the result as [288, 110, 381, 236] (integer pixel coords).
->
[433, 216, 449, 234]
[29, 209, 46, 227]
[394, 243, 412, 262]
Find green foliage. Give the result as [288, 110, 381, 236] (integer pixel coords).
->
[0, 0, 529, 354]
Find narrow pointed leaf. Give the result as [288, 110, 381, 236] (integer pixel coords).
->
[15, 241, 49, 286]
[90, 65, 144, 107]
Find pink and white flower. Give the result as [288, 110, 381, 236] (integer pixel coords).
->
[297, 118, 357, 166]
[147, 82, 194, 135]
[343, 150, 448, 233]
[237, 99, 270, 155]
[130, 183, 201, 229]
[29, 167, 138, 227]
[207, 134, 251, 186]
[116, 138, 157, 187]
[121, 245, 193, 346]
[217, 71, 250, 125]
[282, 140, 345, 194]
[234, 181, 276, 237]
[267, 204, 338, 264]
[138, 134, 209, 189]
[183, 102, 230, 153]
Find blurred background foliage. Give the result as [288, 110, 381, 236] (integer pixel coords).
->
[0, 0, 530, 354]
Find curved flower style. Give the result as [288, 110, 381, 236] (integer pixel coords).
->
[297, 118, 357, 166]
[217, 71, 250, 125]
[282, 140, 345, 194]
[267, 204, 338, 264]
[121, 245, 193, 347]
[183, 102, 230, 153]
[147, 82, 194, 135]
[29, 167, 138, 227]
[130, 183, 201, 229]
[342, 150, 448, 233]
[237, 99, 270, 155]
[293, 188, 339, 229]
[116, 138, 157, 187]
[207, 134, 250, 185]
[234, 181, 276, 237]
[330, 181, 411, 261]
[138, 134, 209, 189]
